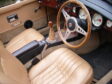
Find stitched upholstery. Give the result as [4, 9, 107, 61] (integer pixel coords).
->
[0, 39, 93, 84]
[6, 28, 44, 53]
[0, 37, 93, 84]
[29, 48, 93, 84]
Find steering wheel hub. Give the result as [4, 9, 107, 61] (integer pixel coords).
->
[67, 17, 77, 31]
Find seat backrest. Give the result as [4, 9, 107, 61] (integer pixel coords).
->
[0, 41, 30, 84]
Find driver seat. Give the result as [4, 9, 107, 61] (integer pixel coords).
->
[0, 41, 93, 84]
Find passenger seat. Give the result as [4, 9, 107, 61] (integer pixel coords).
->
[6, 28, 44, 54]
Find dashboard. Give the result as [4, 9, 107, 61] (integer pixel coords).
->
[37, 0, 67, 8]
[37, 0, 112, 31]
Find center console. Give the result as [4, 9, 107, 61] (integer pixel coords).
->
[15, 21, 82, 64]
[13, 40, 46, 64]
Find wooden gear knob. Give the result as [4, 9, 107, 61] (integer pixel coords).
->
[48, 21, 53, 28]
[48, 21, 55, 41]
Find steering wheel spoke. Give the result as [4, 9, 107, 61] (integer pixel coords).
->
[76, 25, 87, 36]
[64, 29, 71, 40]
[62, 9, 70, 21]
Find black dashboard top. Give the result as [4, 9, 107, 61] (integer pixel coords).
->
[79, 0, 112, 21]
[104, 0, 112, 4]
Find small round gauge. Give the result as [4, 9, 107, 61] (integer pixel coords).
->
[106, 20, 112, 28]
[73, 7, 76, 13]
[79, 9, 87, 20]
[92, 13, 103, 27]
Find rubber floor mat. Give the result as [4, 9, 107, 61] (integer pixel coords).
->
[81, 43, 112, 80]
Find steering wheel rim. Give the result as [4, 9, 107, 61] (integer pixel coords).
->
[57, 0, 91, 48]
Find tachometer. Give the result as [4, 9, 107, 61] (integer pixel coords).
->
[106, 20, 112, 28]
[92, 13, 103, 27]
[79, 9, 87, 20]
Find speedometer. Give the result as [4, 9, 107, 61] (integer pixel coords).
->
[79, 9, 87, 20]
[92, 13, 103, 27]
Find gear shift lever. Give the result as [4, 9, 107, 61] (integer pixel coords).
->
[41, 21, 55, 59]
[46, 21, 55, 43]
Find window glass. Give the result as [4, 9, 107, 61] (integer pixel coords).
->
[0, 0, 21, 8]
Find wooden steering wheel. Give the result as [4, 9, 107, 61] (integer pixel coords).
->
[57, 0, 91, 48]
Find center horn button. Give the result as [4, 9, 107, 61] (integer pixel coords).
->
[67, 18, 76, 31]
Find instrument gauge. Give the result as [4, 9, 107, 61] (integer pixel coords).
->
[106, 20, 112, 28]
[79, 9, 87, 20]
[92, 13, 103, 27]
[73, 7, 76, 13]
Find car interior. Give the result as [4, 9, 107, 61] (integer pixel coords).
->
[0, 0, 112, 84]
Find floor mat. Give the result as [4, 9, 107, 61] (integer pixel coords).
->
[81, 43, 112, 80]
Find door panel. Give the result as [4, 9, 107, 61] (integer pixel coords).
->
[0, 0, 47, 33]
[0, 0, 47, 42]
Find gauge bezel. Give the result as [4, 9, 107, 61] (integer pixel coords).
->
[92, 13, 103, 27]
[106, 20, 112, 28]
[79, 9, 87, 20]
[72, 7, 76, 13]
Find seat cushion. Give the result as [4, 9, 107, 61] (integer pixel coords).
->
[29, 48, 93, 84]
[6, 28, 44, 53]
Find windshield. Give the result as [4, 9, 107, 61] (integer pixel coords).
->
[0, 0, 21, 8]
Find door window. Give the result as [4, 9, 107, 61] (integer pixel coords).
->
[0, 0, 22, 8]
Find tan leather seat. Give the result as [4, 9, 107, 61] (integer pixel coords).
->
[29, 48, 93, 84]
[6, 28, 44, 53]
[0, 42, 93, 84]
